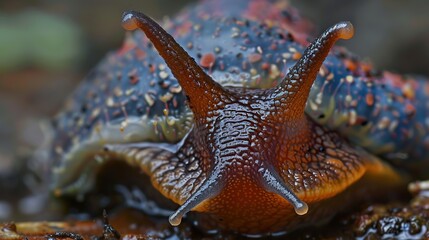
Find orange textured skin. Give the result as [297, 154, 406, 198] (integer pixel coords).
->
[183, 118, 369, 233]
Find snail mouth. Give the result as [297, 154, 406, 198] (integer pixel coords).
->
[168, 159, 308, 227]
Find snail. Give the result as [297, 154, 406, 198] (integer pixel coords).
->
[50, 0, 429, 236]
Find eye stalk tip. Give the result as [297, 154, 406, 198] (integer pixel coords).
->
[169, 212, 183, 226]
[336, 21, 354, 40]
[294, 201, 309, 215]
[121, 11, 139, 31]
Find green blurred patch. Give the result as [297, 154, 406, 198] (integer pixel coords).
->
[0, 10, 84, 72]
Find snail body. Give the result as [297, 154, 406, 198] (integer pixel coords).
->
[51, 0, 428, 235]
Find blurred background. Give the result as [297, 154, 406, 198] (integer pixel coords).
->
[0, 0, 428, 221]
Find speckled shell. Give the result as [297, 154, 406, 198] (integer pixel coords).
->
[51, 0, 429, 191]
